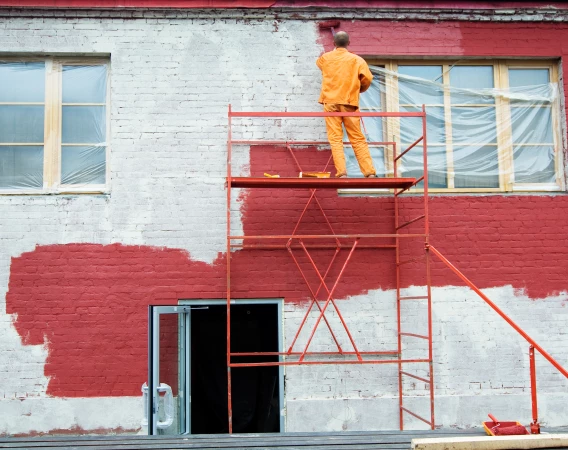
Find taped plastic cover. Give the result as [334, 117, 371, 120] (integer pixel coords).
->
[345, 64, 561, 190]
[0, 61, 107, 190]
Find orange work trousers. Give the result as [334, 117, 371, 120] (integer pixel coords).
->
[323, 103, 376, 178]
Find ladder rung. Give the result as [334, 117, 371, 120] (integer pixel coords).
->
[400, 407, 433, 426]
[396, 214, 426, 230]
[394, 136, 423, 162]
[400, 371, 431, 384]
[395, 176, 424, 196]
[399, 296, 428, 301]
[399, 332, 429, 340]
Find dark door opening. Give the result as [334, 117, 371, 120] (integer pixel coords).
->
[190, 303, 281, 434]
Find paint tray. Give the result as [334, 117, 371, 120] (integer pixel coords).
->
[483, 420, 529, 436]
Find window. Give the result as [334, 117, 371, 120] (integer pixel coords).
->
[347, 60, 564, 192]
[0, 58, 109, 193]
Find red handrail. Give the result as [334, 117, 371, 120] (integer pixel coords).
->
[428, 244, 568, 379]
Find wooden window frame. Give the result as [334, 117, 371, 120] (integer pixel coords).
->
[344, 59, 565, 195]
[0, 56, 110, 195]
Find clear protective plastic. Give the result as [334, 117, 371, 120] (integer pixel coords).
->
[0, 61, 107, 190]
[345, 64, 561, 190]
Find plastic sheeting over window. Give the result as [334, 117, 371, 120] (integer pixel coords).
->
[61, 65, 107, 186]
[347, 63, 563, 191]
[0, 61, 107, 191]
[0, 62, 45, 189]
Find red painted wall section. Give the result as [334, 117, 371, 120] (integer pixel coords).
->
[6, 144, 568, 397]
[319, 21, 568, 59]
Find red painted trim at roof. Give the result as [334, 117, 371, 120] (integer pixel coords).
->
[0, 0, 566, 9]
[0, 0, 274, 6]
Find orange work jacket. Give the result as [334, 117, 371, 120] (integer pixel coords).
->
[316, 48, 373, 107]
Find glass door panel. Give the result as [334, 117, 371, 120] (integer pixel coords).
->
[148, 305, 191, 435]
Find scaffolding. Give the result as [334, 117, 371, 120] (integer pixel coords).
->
[226, 106, 434, 433]
[225, 106, 568, 435]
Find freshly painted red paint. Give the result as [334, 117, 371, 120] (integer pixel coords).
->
[6, 145, 568, 397]
[319, 20, 568, 59]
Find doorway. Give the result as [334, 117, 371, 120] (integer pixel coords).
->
[148, 300, 284, 435]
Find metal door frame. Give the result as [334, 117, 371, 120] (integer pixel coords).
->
[148, 305, 191, 436]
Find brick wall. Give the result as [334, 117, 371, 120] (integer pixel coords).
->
[0, 9, 567, 435]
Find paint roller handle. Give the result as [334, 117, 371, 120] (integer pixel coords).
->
[488, 413, 499, 424]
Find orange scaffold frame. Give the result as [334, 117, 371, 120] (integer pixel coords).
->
[226, 105, 434, 433]
[225, 105, 568, 435]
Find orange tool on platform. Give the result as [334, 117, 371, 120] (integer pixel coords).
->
[299, 171, 331, 178]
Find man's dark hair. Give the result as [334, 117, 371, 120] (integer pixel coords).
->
[334, 31, 350, 48]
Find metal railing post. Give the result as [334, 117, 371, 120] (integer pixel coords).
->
[530, 345, 540, 434]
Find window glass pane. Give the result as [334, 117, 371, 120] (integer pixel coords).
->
[345, 116, 383, 143]
[511, 106, 553, 144]
[346, 146, 385, 178]
[453, 145, 499, 188]
[398, 66, 444, 105]
[0, 105, 44, 143]
[61, 146, 105, 185]
[62, 65, 107, 103]
[402, 145, 447, 188]
[359, 71, 385, 141]
[451, 107, 497, 144]
[450, 66, 495, 104]
[360, 71, 385, 110]
[513, 146, 555, 183]
[360, 117, 383, 141]
[450, 66, 494, 89]
[0, 62, 45, 103]
[62, 106, 106, 144]
[0, 145, 43, 188]
[508, 69, 549, 87]
[400, 106, 445, 144]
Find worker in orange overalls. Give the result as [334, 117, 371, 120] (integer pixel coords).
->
[316, 31, 377, 178]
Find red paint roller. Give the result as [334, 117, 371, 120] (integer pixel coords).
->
[487, 414, 529, 436]
[318, 20, 340, 36]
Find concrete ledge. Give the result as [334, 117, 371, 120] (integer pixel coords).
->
[412, 434, 568, 450]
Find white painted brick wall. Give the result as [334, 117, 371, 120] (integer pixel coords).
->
[285, 286, 568, 430]
[0, 12, 324, 435]
[0, 9, 566, 436]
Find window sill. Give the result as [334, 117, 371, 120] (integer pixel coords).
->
[0, 185, 109, 196]
[512, 183, 563, 192]
[338, 185, 565, 195]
